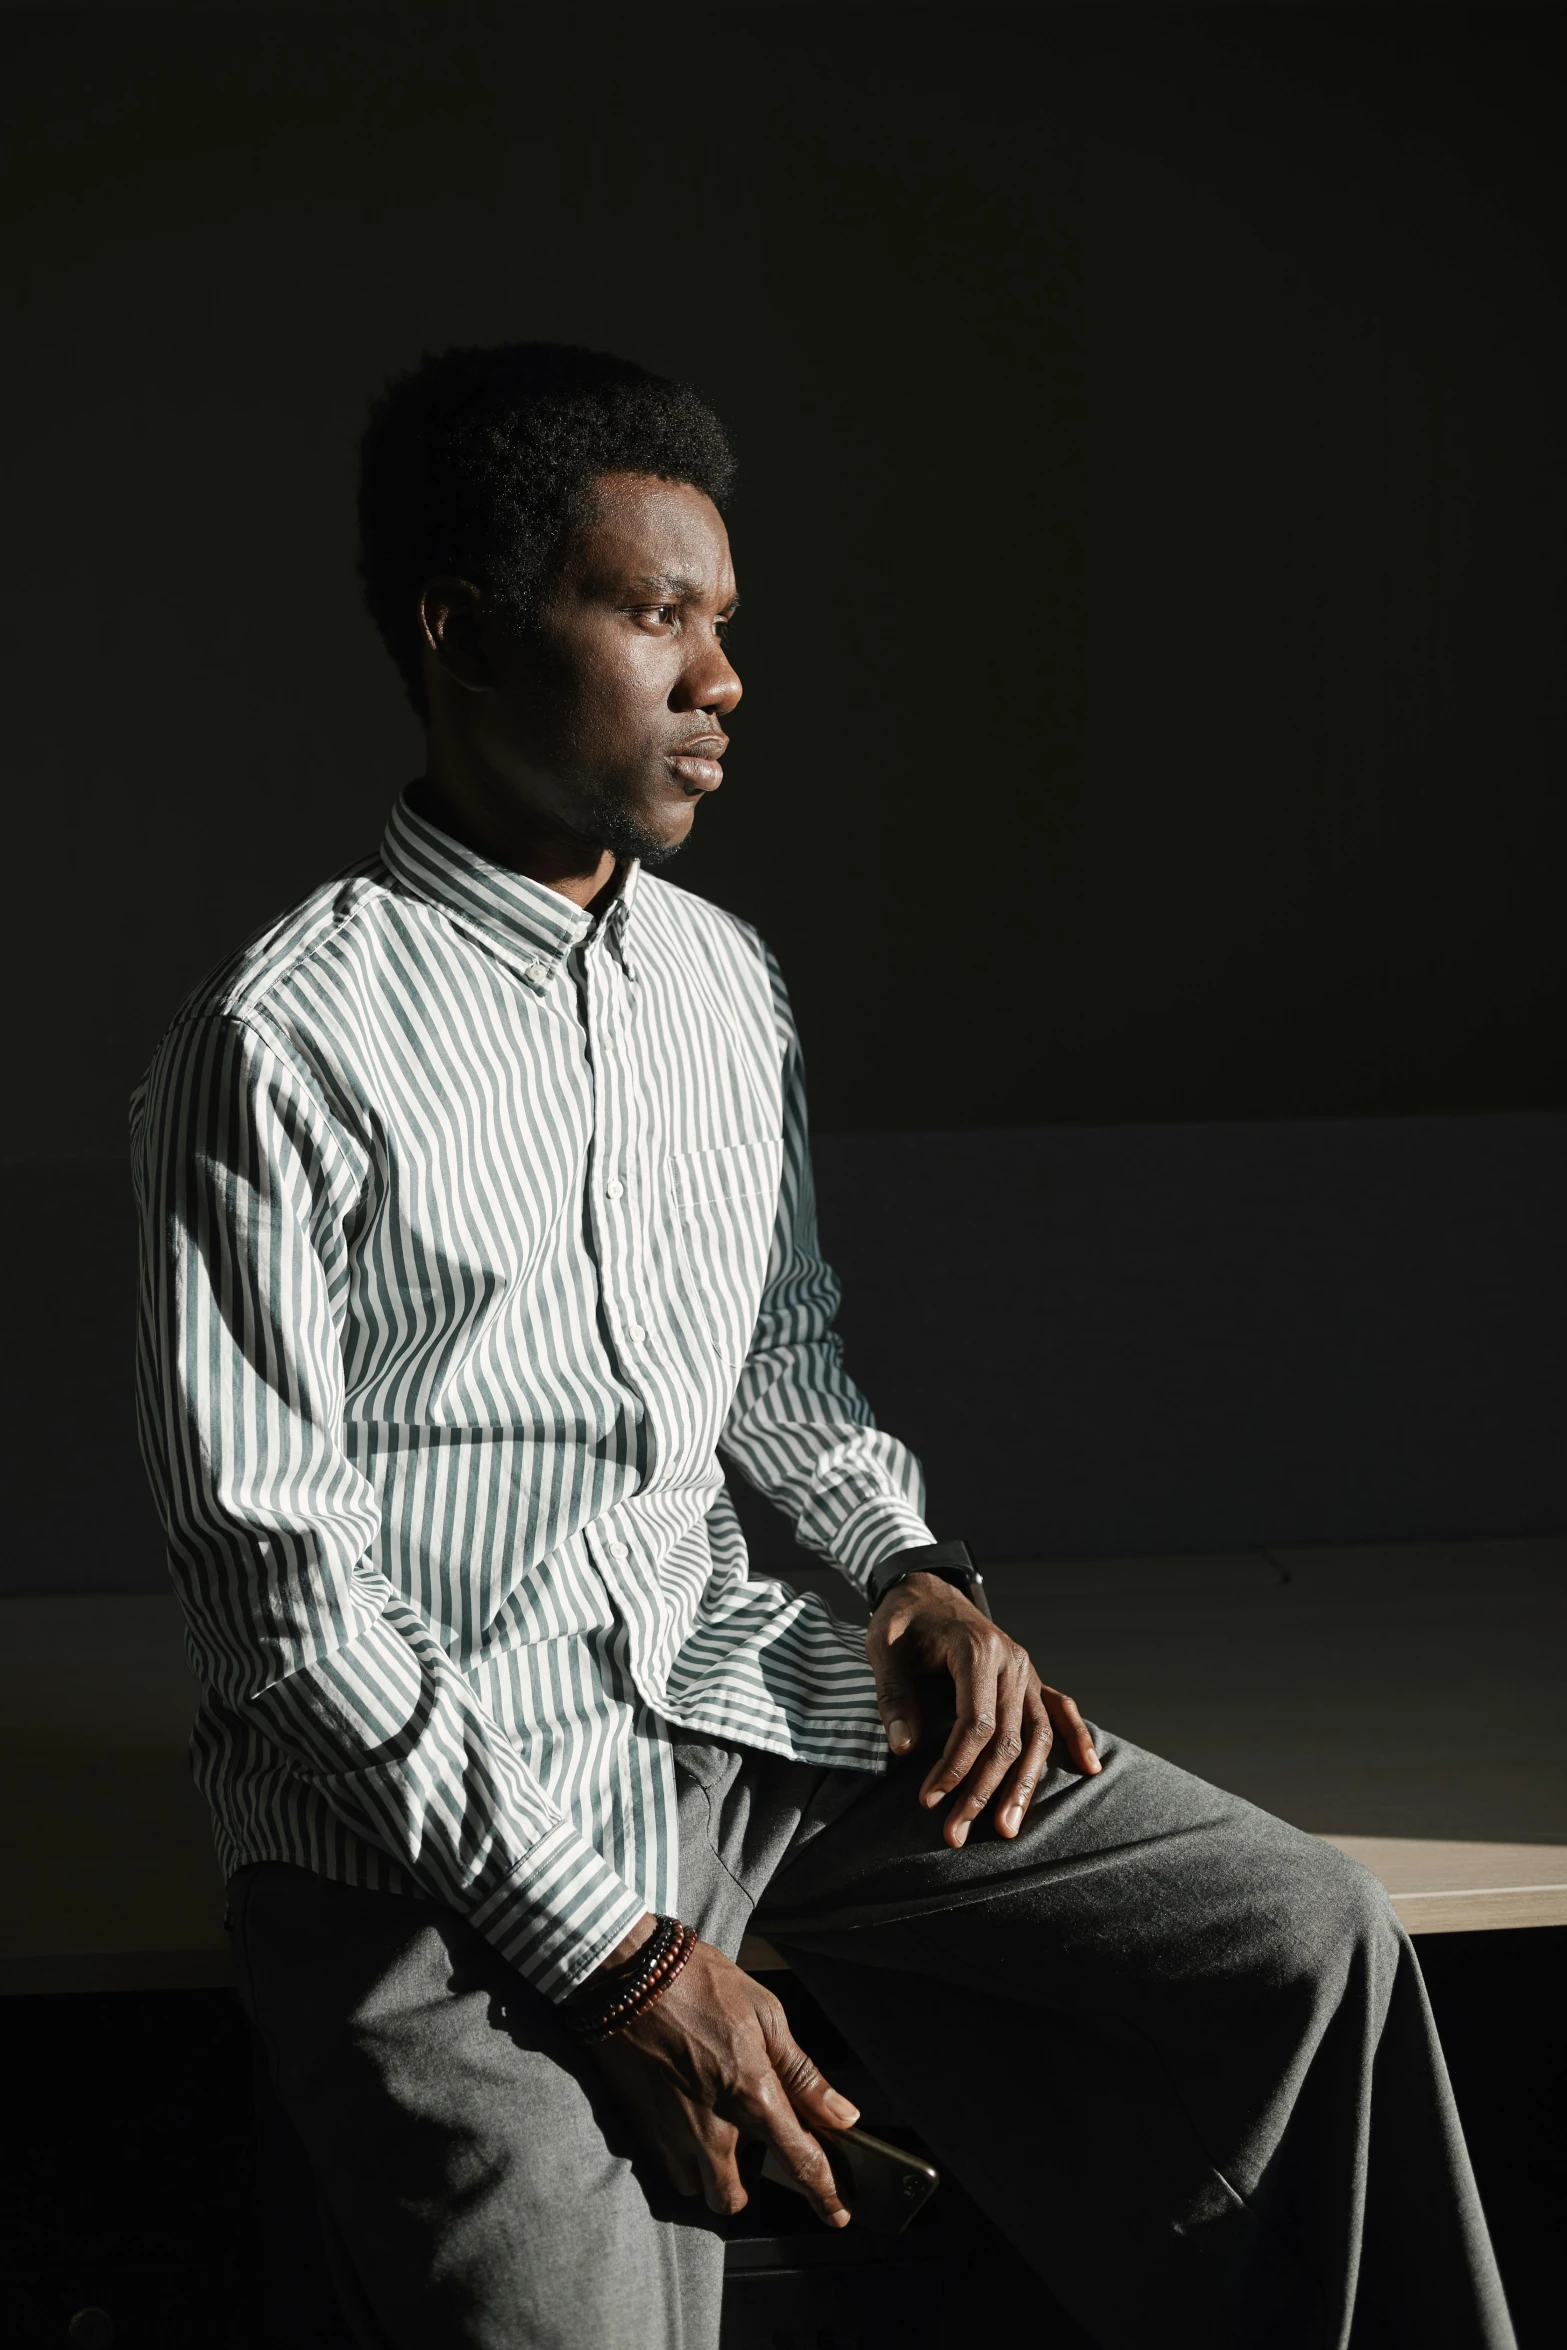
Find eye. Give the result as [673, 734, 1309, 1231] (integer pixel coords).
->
[632, 603, 679, 630]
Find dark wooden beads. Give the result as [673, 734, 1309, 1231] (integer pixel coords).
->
[569, 1916, 699, 2045]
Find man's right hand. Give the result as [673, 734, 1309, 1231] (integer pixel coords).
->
[584, 1931, 859, 2226]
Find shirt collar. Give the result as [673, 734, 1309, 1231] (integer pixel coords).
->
[381, 789, 642, 985]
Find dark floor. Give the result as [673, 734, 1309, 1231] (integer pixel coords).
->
[1, 1930, 1562, 2349]
[0, 1987, 254, 2350]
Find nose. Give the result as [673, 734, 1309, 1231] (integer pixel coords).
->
[677, 631, 742, 718]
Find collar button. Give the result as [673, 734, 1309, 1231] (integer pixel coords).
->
[524, 957, 551, 986]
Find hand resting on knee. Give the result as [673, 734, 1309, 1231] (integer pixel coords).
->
[866, 1571, 1101, 1846]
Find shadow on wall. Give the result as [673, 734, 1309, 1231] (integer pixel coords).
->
[4, 1115, 1565, 1599]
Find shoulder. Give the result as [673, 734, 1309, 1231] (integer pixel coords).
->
[141, 852, 425, 1090]
[635, 877, 799, 1065]
[166, 855, 392, 1034]
[635, 873, 776, 986]
[131, 856, 401, 1160]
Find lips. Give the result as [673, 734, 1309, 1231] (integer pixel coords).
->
[666, 738, 727, 790]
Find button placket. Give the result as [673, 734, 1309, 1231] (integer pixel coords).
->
[613, 963, 657, 1370]
[586, 942, 646, 1364]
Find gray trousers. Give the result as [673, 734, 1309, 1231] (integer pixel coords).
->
[229, 1719, 1515, 2350]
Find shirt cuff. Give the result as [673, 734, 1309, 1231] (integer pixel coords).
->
[470, 1818, 650, 2002]
[829, 1496, 939, 1593]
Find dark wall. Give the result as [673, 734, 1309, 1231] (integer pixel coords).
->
[8, 1116, 1564, 1596]
[3, 4, 1566, 1161]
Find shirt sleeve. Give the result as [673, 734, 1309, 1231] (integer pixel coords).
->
[719, 951, 936, 1592]
[132, 1012, 645, 1999]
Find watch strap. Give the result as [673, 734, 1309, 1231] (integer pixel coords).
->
[868, 1540, 990, 1619]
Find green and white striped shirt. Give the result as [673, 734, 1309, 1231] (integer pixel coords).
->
[132, 793, 932, 1996]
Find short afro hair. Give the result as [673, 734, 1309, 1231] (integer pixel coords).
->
[357, 342, 737, 710]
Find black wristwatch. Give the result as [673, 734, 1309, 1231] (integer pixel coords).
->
[868, 1540, 991, 1620]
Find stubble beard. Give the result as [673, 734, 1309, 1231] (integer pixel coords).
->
[568, 772, 691, 870]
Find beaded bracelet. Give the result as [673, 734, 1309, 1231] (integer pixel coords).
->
[581, 1923, 697, 2046]
[569, 1916, 699, 2045]
[575, 1919, 696, 2046]
[577, 1912, 682, 2016]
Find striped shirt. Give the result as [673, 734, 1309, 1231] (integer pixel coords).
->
[132, 791, 933, 1997]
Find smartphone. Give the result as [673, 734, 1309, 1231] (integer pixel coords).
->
[761, 2126, 940, 2235]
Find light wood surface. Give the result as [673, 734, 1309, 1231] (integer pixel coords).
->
[734, 1836, 1567, 1971]
[1318, 1836, 1567, 1934]
[4, 1542, 1564, 1995]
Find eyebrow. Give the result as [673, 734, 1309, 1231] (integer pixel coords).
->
[630, 572, 741, 610]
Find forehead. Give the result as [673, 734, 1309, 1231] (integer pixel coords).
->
[572, 471, 735, 599]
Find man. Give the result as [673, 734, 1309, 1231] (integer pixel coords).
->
[133, 344, 1512, 2349]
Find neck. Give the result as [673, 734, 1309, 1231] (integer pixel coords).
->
[415, 725, 617, 912]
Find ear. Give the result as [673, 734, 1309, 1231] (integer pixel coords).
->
[419, 577, 494, 692]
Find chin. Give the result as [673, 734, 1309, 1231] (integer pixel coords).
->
[575, 772, 702, 869]
[580, 802, 690, 869]
[636, 828, 689, 871]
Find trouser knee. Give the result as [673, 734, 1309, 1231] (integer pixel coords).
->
[1279, 1838, 1405, 1992]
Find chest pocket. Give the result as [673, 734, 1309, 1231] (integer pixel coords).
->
[665, 1138, 784, 1367]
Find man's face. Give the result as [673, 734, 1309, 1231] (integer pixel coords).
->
[438, 472, 742, 869]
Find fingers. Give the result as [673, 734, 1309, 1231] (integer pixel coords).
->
[994, 1685, 1054, 1836]
[873, 1579, 1099, 1832]
[867, 1607, 923, 1757]
[919, 1627, 1002, 1830]
[677, 2088, 848, 2230]
[910, 1633, 1102, 1844]
[665, 2147, 705, 2199]
[600, 2045, 718, 2205]
[943, 1665, 1047, 1842]
[688, 2109, 748, 2217]
[767, 2019, 861, 2136]
[930, 1642, 1031, 1846]
[740, 2076, 851, 2228]
[706, 1998, 853, 2227]
[754, 2006, 856, 2224]
[1043, 1681, 1101, 1776]
[955, 1679, 1101, 1839]
[641, 1974, 857, 2228]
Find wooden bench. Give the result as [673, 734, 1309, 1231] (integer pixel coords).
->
[737, 1833, 1567, 1974]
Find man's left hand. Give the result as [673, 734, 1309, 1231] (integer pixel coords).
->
[865, 1572, 1101, 1845]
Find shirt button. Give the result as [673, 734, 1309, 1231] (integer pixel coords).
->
[626, 1321, 646, 1342]
[608, 1540, 630, 1560]
[604, 1180, 624, 1200]
[524, 958, 550, 985]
